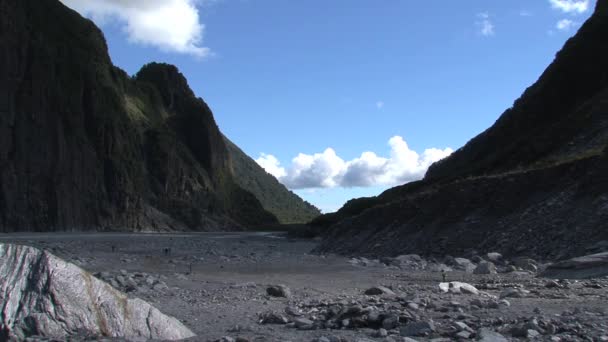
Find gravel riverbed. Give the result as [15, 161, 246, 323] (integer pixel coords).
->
[1, 232, 607, 342]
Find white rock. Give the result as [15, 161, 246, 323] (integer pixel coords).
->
[439, 282, 479, 295]
[0, 244, 195, 341]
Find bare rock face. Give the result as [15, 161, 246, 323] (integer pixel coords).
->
[541, 252, 608, 279]
[0, 243, 195, 340]
[0, 0, 278, 232]
[312, 0, 608, 260]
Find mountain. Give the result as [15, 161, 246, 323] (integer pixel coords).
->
[224, 137, 320, 224]
[314, 1, 608, 260]
[0, 0, 278, 232]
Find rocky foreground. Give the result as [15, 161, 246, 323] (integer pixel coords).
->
[0, 243, 194, 341]
[0, 233, 607, 342]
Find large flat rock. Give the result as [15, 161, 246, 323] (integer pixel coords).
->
[0, 243, 195, 340]
[540, 252, 608, 279]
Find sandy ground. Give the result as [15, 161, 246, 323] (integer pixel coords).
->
[1, 232, 607, 342]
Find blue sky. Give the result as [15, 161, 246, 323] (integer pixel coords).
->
[62, 0, 595, 212]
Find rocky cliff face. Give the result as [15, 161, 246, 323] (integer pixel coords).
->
[0, 243, 195, 340]
[315, 1, 608, 260]
[426, 1, 608, 180]
[0, 0, 277, 231]
[224, 136, 320, 224]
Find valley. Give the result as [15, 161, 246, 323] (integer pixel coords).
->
[1, 233, 607, 341]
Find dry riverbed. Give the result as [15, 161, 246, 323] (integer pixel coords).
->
[1, 232, 607, 342]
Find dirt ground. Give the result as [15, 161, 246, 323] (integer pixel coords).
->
[1, 232, 607, 342]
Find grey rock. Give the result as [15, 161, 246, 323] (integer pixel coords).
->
[453, 321, 473, 333]
[407, 303, 419, 310]
[540, 252, 608, 279]
[293, 317, 315, 330]
[474, 261, 497, 275]
[285, 306, 303, 317]
[509, 326, 528, 338]
[400, 320, 435, 337]
[477, 328, 508, 342]
[382, 315, 400, 330]
[260, 311, 289, 325]
[512, 258, 538, 273]
[452, 258, 476, 273]
[426, 263, 453, 272]
[499, 288, 530, 298]
[527, 329, 540, 338]
[471, 255, 484, 263]
[455, 331, 471, 339]
[266, 284, 291, 298]
[393, 255, 428, 270]
[486, 253, 502, 262]
[364, 286, 395, 296]
[0, 244, 195, 341]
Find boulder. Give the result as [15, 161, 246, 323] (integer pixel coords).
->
[452, 258, 476, 273]
[0, 244, 195, 341]
[439, 282, 479, 295]
[477, 328, 508, 342]
[474, 261, 497, 274]
[499, 288, 530, 299]
[400, 320, 435, 337]
[364, 286, 395, 296]
[266, 285, 291, 298]
[540, 252, 608, 279]
[486, 253, 503, 262]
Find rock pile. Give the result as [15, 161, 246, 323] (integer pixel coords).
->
[352, 253, 542, 277]
[94, 270, 170, 294]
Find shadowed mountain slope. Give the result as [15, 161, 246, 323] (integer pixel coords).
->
[315, 1, 608, 260]
[224, 136, 320, 224]
[0, 0, 278, 231]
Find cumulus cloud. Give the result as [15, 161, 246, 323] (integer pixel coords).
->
[476, 13, 495, 37]
[256, 153, 287, 179]
[556, 18, 578, 31]
[60, 0, 210, 57]
[256, 136, 453, 189]
[549, 0, 590, 14]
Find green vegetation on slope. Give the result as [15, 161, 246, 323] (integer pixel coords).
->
[224, 137, 320, 224]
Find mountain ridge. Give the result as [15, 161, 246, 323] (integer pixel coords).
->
[0, 0, 315, 232]
[314, 1, 608, 260]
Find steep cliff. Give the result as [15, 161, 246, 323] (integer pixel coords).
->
[315, 1, 608, 259]
[0, 0, 277, 231]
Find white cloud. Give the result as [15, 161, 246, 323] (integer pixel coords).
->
[549, 0, 590, 14]
[283, 149, 347, 189]
[556, 18, 579, 31]
[255, 153, 287, 179]
[376, 101, 385, 109]
[60, 0, 210, 57]
[476, 13, 495, 37]
[255, 136, 453, 189]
